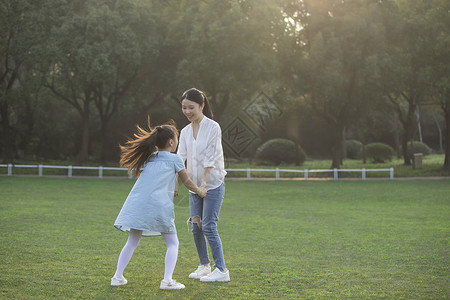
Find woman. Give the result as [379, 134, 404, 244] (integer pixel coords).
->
[176, 88, 230, 282]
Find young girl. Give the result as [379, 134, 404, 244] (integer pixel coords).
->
[111, 119, 206, 290]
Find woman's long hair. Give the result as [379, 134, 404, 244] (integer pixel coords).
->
[119, 118, 177, 177]
[180, 88, 213, 120]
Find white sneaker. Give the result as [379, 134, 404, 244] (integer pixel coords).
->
[160, 279, 185, 290]
[188, 265, 211, 279]
[200, 268, 230, 282]
[111, 276, 127, 286]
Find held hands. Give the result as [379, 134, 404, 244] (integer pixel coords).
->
[197, 186, 207, 198]
[197, 181, 207, 198]
[175, 186, 206, 198]
[176, 170, 207, 198]
[173, 180, 206, 198]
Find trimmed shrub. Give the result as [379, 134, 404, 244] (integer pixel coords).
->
[405, 141, 432, 158]
[345, 140, 363, 159]
[364, 143, 394, 163]
[255, 139, 306, 166]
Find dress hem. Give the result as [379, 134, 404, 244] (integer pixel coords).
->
[114, 225, 176, 237]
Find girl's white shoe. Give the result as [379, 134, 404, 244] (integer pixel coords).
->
[160, 279, 185, 290]
[111, 276, 127, 286]
[200, 268, 230, 282]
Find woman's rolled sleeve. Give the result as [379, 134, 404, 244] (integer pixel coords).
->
[203, 126, 220, 168]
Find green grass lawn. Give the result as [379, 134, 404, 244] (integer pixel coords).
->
[0, 177, 449, 299]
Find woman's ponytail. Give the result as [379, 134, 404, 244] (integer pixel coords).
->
[200, 91, 214, 120]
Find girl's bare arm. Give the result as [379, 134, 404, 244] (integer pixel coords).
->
[178, 169, 207, 198]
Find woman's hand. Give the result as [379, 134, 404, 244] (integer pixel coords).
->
[197, 187, 207, 198]
[200, 181, 207, 190]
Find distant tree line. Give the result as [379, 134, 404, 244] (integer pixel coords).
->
[1, 0, 448, 169]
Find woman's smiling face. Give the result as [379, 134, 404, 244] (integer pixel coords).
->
[181, 99, 204, 123]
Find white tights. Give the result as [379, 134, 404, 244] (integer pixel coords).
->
[162, 233, 179, 282]
[113, 229, 179, 282]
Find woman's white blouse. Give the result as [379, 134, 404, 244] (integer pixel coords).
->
[178, 116, 227, 191]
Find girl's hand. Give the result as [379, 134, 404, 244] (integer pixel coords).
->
[178, 170, 206, 198]
[174, 186, 179, 197]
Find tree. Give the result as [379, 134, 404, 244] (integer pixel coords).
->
[43, 3, 94, 163]
[409, 0, 450, 169]
[279, 0, 387, 168]
[349, 96, 400, 162]
[378, 0, 428, 165]
[173, 0, 281, 121]
[85, 1, 142, 163]
[45, 0, 145, 163]
[382, 0, 450, 167]
[122, 1, 182, 121]
[0, 0, 62, 162]
[10, 69, 43, 158]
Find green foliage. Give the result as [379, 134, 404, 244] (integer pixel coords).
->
[0, 0, 448, 171]
[174, 0, 281, 120]
[398, 141, 432, 162]
[255, 138, 306, 166]
[364, 142, 395, 163]
[345, 140, 363, 159]
[406, 141, 432, 157]
[0, 0, 67, 160]
[278, 0, 388, 168]
[1, 178, 449, 298]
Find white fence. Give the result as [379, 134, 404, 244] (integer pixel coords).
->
[226, 168, 394, 180]
[0, 164, 394, 180]
[0, 164, 134, 179]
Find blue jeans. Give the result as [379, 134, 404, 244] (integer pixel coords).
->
[189, 182, 226, 271]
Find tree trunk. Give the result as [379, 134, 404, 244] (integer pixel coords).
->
[401, 103, 416, 165]
[416, 105, 423, 142]
[100, 117, 108, 164]
[77, 100, 90, 164]
[18, 97, 36, 154]
[331, 124, 344, 169]
[401, 128, 409, 165]
[362, 145, 367, 164]
[432, 114, 443, 153]
[341, 127, 347, 164]
[0, 101, 13, 162]
[394, 123, 400, 158]
[443, 106, 450, 170]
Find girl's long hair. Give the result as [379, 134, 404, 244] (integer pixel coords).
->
[180, 88, 213, 119]
[119, 117, 177, 177]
